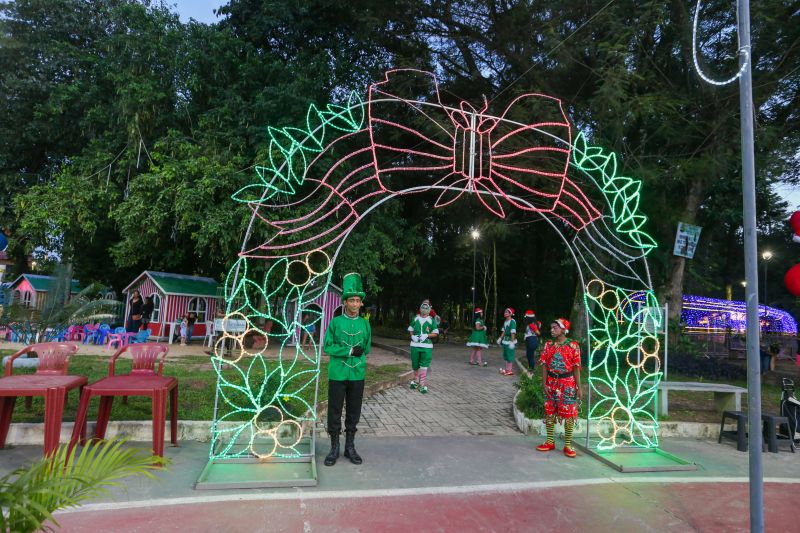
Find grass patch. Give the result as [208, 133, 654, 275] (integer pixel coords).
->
[0, 351, 406, 423]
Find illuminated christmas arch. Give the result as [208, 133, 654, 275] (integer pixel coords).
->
[211, 69, 663, 462]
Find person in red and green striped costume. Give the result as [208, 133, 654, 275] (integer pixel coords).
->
[407, 299, 439, 394]
[536, 318, 582, 458]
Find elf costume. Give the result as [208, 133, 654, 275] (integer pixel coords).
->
[407, 299, 439, 394]
[323, 272, 372, 466]
[466, 308, 489, 366]
[536, 318, 581, 458]
[496, 308, 517, 375]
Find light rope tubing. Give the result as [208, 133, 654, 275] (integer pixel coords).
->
[214, 97, 662, 458]
[692, 0, 750, 86]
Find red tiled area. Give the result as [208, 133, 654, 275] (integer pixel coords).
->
[53, 481, 793, 532]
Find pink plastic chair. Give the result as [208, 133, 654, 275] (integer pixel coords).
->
[4, 341, 79, 376]
[0, 342, 87, 454]
[70, 343, 177, 459]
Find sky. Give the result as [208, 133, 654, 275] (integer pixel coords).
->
[170, 0, 223, 24]
[168, 2, 800, 212]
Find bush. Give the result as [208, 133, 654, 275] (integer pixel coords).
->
[515, 371, 545, 420]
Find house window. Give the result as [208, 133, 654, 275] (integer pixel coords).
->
[187, 297, 207, 322]
[21, 291, 32, 307]
[150, 293, 161, 322]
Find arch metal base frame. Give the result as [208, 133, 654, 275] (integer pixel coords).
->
[574, 442, 698, 473]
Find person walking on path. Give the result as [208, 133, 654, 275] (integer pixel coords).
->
[467, 307, 489, 366]
[523, 310, 541, 370]
[408, 299, 439, 394]
[496, 308, 517, 376]
[536, 318, 582, 458]
[323, 273, 372, 466]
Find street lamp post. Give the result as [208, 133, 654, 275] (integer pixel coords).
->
[761, 251, 773, 305]
[471, 229, 480, 315]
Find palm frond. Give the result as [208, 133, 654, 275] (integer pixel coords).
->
[0, 439, 166, 533]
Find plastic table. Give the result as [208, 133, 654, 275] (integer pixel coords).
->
[0, 374, 88, 455]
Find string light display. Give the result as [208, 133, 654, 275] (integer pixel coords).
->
[680, 294, 797, 334]
[214, 69, 664, 459]
[585, 280, 662, 450]
[692, 0, 750, 86]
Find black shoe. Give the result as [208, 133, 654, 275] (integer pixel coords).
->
[324, 432, 340, 466]
[343, 431, 362, 465]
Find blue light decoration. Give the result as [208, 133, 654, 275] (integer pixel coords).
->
[680, 294, 798, 334]
[0, 232, 7, 252]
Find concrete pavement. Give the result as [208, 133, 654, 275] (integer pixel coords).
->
[2, 337, 798, 531]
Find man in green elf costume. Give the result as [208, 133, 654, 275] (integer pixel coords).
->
[408, 299, 439, 394]
[323, 272, 372, 466]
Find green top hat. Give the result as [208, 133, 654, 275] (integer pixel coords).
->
[341, 272, 365, 300]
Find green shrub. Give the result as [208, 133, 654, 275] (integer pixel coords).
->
[515, 371, 545, 420]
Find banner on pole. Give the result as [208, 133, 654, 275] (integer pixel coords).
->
[673, 222, 702, 259]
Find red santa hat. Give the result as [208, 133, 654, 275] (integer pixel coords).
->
[524, 310, 535, 317]
[552, 318, 570, 333]
[504, 307, 515, 316]
[474, 307, 483, 314]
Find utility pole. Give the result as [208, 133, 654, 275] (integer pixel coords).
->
[737, 1, 763, 530]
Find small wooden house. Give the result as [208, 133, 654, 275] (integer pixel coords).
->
[285, 283, 343, 345]
[5, 274, 80, 310]
[123, 271, 220, 339]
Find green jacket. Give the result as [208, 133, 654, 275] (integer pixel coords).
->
[324, 313, 372, 381]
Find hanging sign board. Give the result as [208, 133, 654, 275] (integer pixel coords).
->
[673, 222, 702, 259]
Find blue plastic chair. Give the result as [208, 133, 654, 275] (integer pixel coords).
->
[92, 323, 111, 345]
[128, 329, 150, 344]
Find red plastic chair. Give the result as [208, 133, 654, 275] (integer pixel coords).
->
[0, 342, 87, 455]
[69, 343, 178, 459]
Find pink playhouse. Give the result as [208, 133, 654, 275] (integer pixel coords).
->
[122, 271, 220, 340]
[285, 282, 343, 344]
[6, 274, 80, 310]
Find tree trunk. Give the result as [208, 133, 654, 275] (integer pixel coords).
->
[664, 178, 706, 339]
[569, 281, 586, 341]
[492, 238, 498, 336]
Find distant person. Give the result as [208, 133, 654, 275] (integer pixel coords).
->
[523, 310, 542, 370]
[301, 312, 316, 349]
[439, 317, 450, 342]
[127, 290, 143, 332]
[141, 296, 154, 330]
[496, 307, 517, 376]
[466, 307, 489, 366]
[179, 314, 189, 346]
[408, 299, 439, 393]
[186, 312, 197, 345]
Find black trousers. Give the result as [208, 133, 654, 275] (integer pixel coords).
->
[327, 379, 364, 434]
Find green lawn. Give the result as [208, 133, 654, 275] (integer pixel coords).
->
[0, 349, 406, 423]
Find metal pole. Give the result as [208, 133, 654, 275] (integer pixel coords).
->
[737, 1, 763, 531]
[471, 238, 477, 313]
[664, 302, 669, 381]
[763, 259, 767, 306]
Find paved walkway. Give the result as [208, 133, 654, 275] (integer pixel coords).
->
[333, 337, 520, 437]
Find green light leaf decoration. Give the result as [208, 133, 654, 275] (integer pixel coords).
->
[232, 93, 365, 204]
[572, 132, 657, 254]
